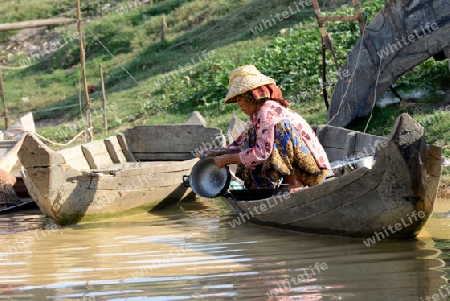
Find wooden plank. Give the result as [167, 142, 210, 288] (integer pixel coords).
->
[117, 133, 136, 162]
[316, 125, 354, 149]
[110, 159, 197, 177]
[124, 125, 224, 154]
[236, 167, 371, 215]
[134, 152, 196, 161]
[354, 132, 387, 155]
[88, 168, 188, 190]
[323, 147, 348, 162]
[59, 146, 91, 170]
[18, 134, 65, 168]
[104, 136, 127, 164]
[0, 18, 76, 32]
[81, 140, 114, 169]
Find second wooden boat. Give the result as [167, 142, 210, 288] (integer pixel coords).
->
[18, 113, 225, 225]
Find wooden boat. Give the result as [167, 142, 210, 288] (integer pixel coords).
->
[0, 136, 25, 174]
[328, 0, 450, 127]
[0, 112, 36, 173]
[220, 114, 442, 239]
[18, 112, 225, 225]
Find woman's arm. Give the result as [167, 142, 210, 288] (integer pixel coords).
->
[213, 153, 241, 168]
[202, 148, 234, 157]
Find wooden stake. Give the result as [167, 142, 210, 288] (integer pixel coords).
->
[161, 15, 167, 41]
[77, 0, 93, 141]
[99, 63, 107, 133]
[0, 67, 8, 129]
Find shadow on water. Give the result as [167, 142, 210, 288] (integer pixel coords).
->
[0, 198, 449, 300]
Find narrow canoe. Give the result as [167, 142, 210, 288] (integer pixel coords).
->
[220, 114, 441, 239]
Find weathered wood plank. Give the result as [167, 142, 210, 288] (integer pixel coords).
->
[134, 152, 196, 161]
[0, 135, 25, 173]
[18, 133, 65, 168]
[124, 125, 224, 156]
[0, 17, 76, 31]
[315, 125, 358, 160]
[117, 133, 137, 162]
[354, 132, 387, 156]
[323, 147, 349, 162]
[104, 136, 127, 164]
[236, 167, 371, 215]
[81, 140, 114, 169]
[86, 168, 191, 190]
[58, 146, 91, 171]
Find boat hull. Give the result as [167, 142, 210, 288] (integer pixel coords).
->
[21, 157, 198, 225]
[221, 114, 441, 239]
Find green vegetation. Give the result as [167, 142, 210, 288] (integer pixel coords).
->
[1, 0, 449, 162]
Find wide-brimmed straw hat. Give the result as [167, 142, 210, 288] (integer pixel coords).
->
[225, 65, 275, 103]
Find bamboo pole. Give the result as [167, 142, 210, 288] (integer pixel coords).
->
[99, 63, 107, 133]
[0, 67, 8, 129]
[76, 0, 93, 141]
[0, 17, 76, 32]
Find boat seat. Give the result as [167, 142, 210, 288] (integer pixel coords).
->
[58, 135, 137, 171]
[81, 140, 115, 169]
[59, 145, 91, 171]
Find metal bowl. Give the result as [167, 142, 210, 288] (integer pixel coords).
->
[185, 157, 231, 198]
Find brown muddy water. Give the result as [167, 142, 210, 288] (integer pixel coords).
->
[0, 197, 450, 301]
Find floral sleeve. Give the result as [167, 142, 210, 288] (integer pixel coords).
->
[238, 105, 280, 168]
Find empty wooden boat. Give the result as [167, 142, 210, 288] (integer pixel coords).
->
[18, 113, 225, 225]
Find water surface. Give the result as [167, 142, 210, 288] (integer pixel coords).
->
[0, 198, 449, 301]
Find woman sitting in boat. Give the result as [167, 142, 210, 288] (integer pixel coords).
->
[204, 65, 331, 190]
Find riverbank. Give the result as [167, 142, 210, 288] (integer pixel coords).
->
[0, 0, 448, 177]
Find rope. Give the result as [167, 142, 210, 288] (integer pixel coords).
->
[1, 103, 80, 119]
[34, 127, 91, 147]
[364, 57, 383, 132]
[327, 23, 367, 125]
[83, 25, 142, 88]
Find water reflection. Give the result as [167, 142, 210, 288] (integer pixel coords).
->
[0, 198, 448, 301]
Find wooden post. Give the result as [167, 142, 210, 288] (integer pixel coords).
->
[99, 63, 107, 133]
[161, 15, 167, 41]
[77, 0, 93, 141]
[0, 67, 8, 129]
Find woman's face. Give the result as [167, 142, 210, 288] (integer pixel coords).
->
[236, 96, 258, 116]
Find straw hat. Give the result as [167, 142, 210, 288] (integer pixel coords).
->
[225, 65, 275, 103]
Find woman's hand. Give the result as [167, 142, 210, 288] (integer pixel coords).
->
[199, 148, 234, 158]
[213, 153, 241, 168]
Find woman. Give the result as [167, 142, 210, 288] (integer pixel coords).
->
[206, 65, 331, 190]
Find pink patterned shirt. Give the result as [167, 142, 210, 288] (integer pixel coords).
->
[228, 100, 331, 170]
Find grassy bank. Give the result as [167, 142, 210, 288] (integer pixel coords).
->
[1, 0, 449, 161]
